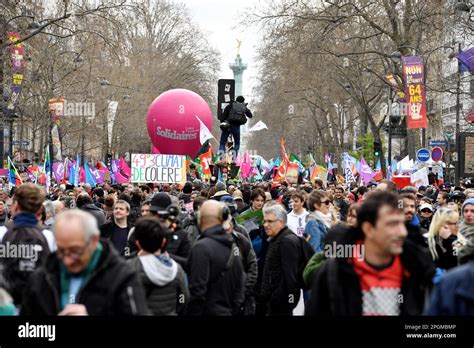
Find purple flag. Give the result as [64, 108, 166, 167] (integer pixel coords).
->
[458, 47, 474, 73]
[52, 162, 65, 183]
[91, 168, 106, 184]
[110, 159, 120, 183]
[359, 157, 376, 185]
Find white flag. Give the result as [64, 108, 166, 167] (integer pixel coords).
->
[107, 101, 119, 148]
[343, 160, 356, 183]
[195, 115, 214, 145]
[249, 120, 268, 132]
[411, 166, 429, 188]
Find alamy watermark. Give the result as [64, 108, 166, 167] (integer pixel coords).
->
[62, 99, 96, 119]
[324, 242, 365, 261]
[0, 242, 41, 262]
[18, 322, 55, 341]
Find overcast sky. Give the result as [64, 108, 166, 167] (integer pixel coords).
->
[177, 0, 263, 103]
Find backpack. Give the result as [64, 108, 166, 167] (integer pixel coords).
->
[1, 224, 51, 303]
[211, 242, 239, 284]
[298, 236, 316, 290]
[227, 102, 247, 125]
[281, 230, 315, 291]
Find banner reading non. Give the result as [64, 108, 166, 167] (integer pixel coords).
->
[402, 56, 428, 129]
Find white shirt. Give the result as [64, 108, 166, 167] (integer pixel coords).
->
[287, 209, 309, 237]
[0, 226, 57, 252]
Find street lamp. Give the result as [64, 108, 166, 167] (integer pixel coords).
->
[452, 0, 471, 184]
[0, 15, 36, 168]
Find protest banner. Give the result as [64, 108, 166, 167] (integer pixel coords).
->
[235, 209, 264, 232]
[131, 154, 186, 183]
[402, 56, 428, 129]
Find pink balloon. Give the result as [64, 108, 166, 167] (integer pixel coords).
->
[146, 89, 213, 158]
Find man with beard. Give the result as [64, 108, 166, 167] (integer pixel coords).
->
[399, 193, 428, 248]
[306, 191, 435, 316]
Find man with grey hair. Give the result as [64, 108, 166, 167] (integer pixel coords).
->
[259, 203, 305, 315]
[53, 200, 66, 215]
[100, 200, 133, 256]
[43, 201, 55, 227]
[21, 209, 149, 315]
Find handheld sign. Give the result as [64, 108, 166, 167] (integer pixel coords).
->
[416, 148, 430, 162]
[131, 154, 186, 184]
[431, 147, 443, 162]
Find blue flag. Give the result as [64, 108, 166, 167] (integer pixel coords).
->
[84, 162, 97, 186]
[74, 154, 80, 186]
[68, 161, 75, 184]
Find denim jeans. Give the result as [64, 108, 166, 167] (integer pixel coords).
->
[219, 124, 241, 160]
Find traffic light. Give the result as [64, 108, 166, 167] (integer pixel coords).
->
[373, 141, 381, 158]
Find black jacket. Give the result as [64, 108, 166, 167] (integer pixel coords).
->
[232, 231, 258, 315]
[185, 225, 245, 316]
[259, 226, 301, 315]
[128, 255, 189, 315]
[334, 198, 349, 221]
[21, 240, 150, 315]
[433, 235, 458, 270]
[100, 220, 133, 256]
[420, 217, 432, 231]
[306, 225, 435, 316]
[165, 227, 191, 269]
[80, 204, 106, 227]
[182, 216, 200, 247]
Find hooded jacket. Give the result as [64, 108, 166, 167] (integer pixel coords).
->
[21, 240, 149, 315]
[185, 225, 245, 316]
[306, 224, 435, 316]
[128, 254, 188, 315]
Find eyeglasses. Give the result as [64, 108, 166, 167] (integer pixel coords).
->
[56, 239, 92, 260]
[420, 209, 432, 213]
[263, 219, 278, 224]
[321, 200, 331, 205]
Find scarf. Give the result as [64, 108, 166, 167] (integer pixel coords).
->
[307, 210, 332, 228]
[457, 222, 474, 264]
[60, 242, 103, 310]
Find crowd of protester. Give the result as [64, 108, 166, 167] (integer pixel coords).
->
[0, 176, 473, 316]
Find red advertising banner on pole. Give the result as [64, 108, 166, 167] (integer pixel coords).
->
[402, 56, 428, 129]
[48, 97, 64, 125]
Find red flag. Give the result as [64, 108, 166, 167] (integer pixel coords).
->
[79, 166, 85, 184]
[281, 135, 290, 164]
[96, 160, 106, 171]
[199, 144, 213, 177]
[372, 169, 384, 182]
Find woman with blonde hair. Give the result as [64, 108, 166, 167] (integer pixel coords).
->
[426, 208, 459, 270]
